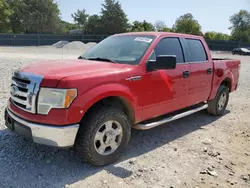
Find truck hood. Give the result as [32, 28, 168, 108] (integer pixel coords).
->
[20, 59, 128, 86]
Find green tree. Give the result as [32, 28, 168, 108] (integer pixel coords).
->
[71, 9, 89, 30]
[130, 21, 144, 32]
[162, 27, 174, 32]
[60, 20, 78, 33]
[9, 0, 62, 33]
[229, 10, 250, 42]
[154, 20, 174, 32]
[130, 20, 155, 32]
[204, 31, 231, 40]
[231, 29, 250, 42]
[8, 0, 25, 33]
[173, 13, 202, 35]
[84, 14, 103, 34]
[100, 0, 129, 34]
[0, 0, 12, 32]
[229, 10, 250, 31]
[154, 20, 167, 31]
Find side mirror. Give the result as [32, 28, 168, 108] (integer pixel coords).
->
[147, 55, 177, 71]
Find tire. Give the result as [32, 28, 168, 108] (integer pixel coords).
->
[75, 106, 131, 166]
[207, 85, 229, 116]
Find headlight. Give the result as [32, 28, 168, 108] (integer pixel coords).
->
[37, 88, 77, 115]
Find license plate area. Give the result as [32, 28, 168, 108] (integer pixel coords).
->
[5, 111, 14, 130]
[5, 110, 32, 139]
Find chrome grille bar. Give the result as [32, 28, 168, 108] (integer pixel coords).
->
[13, 89, 28, 97]
[11, 79, 28, 89]
[11, 96, 28, 105]
[10, 71, 43, 114]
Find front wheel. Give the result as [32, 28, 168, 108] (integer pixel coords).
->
[207, 85, 229, 116]
[75, 106, 131, 166]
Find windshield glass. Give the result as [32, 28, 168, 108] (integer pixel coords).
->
[81, 35, 156, 65]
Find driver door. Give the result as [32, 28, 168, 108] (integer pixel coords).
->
[141, 37, 190, 120]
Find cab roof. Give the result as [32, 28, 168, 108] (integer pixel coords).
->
[115, 31, 204, 40]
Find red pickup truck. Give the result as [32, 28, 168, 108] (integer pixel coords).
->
[5, 32, 240, 166]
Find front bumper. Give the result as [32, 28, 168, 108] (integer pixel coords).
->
[5, 108, 79, 147]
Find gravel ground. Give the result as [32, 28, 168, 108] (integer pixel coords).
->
[0, 47, 249, 188]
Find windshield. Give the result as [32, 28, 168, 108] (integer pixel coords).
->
[81, 35, 156, 65]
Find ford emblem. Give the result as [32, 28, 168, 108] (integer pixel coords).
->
[11, 85, 18, 96]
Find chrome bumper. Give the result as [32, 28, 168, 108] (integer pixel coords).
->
[5, 108, 79, 147]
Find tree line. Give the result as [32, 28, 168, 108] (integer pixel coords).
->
[0, 0, 250, 42]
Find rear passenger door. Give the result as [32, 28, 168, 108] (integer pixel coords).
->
[183, 38, 213, 105]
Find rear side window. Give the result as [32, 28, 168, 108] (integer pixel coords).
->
[186, 39, 207, 62]
[154, 38, 184, 63]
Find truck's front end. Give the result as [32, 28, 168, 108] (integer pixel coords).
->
[5, 71, 79, 147]
[4, 32, 158, 166]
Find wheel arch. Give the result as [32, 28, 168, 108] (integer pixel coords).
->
[81, 96, 136, 124]
[209, 73, 234, 100]
[76, 83, 138, 125]
[220, 77, 232, 92]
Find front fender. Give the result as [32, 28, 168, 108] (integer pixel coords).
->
[71, 83, 139, 121]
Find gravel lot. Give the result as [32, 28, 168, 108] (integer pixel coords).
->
[0, 47, 249, 188]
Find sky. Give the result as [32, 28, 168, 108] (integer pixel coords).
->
[57, 0, 250, 34]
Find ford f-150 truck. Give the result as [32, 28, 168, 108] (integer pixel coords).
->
[4, 32, 240, 166]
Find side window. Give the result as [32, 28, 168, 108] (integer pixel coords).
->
[154, 38, 184, 63]
[186, 39, 207, 62]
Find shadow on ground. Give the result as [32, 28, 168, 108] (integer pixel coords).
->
[0, 110, 229, 188]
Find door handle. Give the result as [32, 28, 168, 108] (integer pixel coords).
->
[207, 68, 213, 74]
[183, 71, 190, 78]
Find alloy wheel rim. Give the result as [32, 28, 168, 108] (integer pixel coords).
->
[94, 120, 123, 155]
[218, 92, 227, 111]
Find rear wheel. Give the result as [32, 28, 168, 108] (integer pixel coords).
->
[207, 85, 229, 116]
[75, 106, 131, 166]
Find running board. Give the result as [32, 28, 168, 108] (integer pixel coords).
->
[133, 104, 208, 130]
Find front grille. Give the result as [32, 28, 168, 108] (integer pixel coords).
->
[10, 71, 43, 114]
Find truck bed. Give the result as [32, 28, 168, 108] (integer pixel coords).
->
[210, 58, 240, 99]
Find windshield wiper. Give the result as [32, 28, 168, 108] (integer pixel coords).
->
[87, 57, 117, 63]
[78, 56, 86, 59]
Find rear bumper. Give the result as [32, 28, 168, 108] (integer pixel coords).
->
[5, 108, 79, 147]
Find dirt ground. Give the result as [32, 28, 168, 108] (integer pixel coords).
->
[0, 47, 249, 188]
